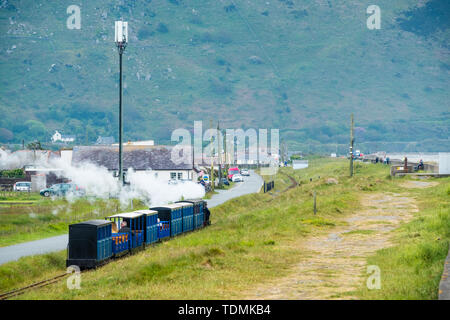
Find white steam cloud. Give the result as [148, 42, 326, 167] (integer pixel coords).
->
[0, 149, 205, 207]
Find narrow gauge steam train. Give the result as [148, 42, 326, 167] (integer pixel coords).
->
[66, 199, 207, 269]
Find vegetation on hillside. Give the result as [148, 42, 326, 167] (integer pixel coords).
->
[0, 1, 448, 152]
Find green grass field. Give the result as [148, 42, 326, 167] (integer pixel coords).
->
[0, 194, 146, 247]
[0, 158, 448, 299]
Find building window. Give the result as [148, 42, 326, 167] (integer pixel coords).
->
[170, 172, 176, 180]
[177, 172, 183, 180]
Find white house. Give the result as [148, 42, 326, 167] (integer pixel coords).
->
[51, 130, 75, 143]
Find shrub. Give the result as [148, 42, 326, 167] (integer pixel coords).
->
[0, 169, 25, 178]
[157, 23, 169, 33]
[137, 26, 155, 40]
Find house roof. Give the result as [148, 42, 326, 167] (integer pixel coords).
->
[71, 145, 193, 170]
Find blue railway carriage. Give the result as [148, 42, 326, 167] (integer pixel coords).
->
[133, 209, 159, 246]
[175, 202, 194, 232]
[107, 212, 145, 253]
[182, 199, 206, 229]
[66, 220, 113, 269]
[151, 204, 183, 237]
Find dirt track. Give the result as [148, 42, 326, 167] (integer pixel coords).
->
[244, 183, 431, 299]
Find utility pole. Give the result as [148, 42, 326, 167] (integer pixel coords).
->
[217, 121, 222, 188]
[350, 113, 354, 177]
[224, 132, 228, 174]
[210, 119, 214, 192]
[257, 133, 259, 170]
[115, 21, 128, 186]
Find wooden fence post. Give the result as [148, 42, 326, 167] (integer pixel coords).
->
[313, 191, 317, 215]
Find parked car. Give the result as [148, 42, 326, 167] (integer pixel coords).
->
[40, 183, 85, 197]
[220, 178, 230, 186]
[13, 181, 31, 192]
[241, 169, 250, 176]
[227, 167, 240, 180]
[232, 174, 244, 182]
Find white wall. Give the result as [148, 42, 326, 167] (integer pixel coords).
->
[439, 153, 450, 175]
[293, 160, 308, 170]
[61, 149, 73, 166]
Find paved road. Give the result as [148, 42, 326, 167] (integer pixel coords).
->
[0, 235, 68, 265]
[206, 170, 263, 208]
[0, 171, 263, 265]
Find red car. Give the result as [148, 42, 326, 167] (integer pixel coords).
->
[227, 167, 240, 180]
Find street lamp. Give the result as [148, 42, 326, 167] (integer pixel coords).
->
[115, 21, 128, 185]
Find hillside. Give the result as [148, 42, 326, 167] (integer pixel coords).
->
[0, 0, 449, 152]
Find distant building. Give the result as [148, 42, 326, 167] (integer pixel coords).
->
[51, 130, 75, 143]
[292, 160, 308, 170]
[95, 136, 115, 145]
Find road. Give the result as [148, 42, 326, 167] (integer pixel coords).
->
[0, 171, 263, 265]
[206, 170, 263, 208]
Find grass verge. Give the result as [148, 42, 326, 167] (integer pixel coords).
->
[353, 177, 450, 299]
[0, 197, 146, 247]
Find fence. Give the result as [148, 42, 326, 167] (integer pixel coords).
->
[263, 180, 274, 193]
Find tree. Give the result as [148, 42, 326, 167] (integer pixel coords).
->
[24, 120, 47, 140]
[27, 141, 42, 150]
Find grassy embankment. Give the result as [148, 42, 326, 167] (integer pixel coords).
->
[0, 192, 145, 247]
[0, 158, 448, 299]
[354, 177, 450, 299]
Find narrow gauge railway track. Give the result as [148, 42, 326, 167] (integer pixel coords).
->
[0, 239, 173, 300]
[0, 273, 68, 300]
[283, 173, 299, 191]
[263, 172, 298, 203]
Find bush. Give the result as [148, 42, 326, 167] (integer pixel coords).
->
[137, 26, 155, 40]
[0, 169, 25, 178]
[156, 23, 169, 33]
